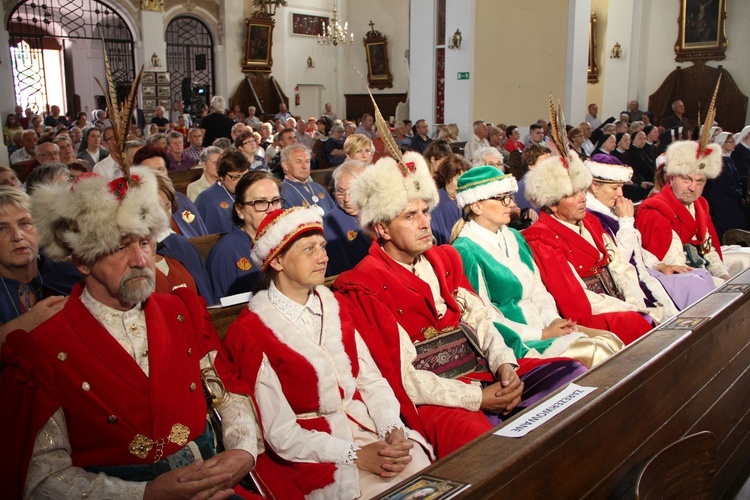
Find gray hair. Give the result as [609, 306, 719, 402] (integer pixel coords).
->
[280, 143, 310, 165]
[166, 131, 184, 144]
[212, 137, 232, 150]
[472, 146, 503, 167]
[210, 96, 226, 112]
[330, 124, 345, 134]
[0, 186, 31, 213]
[200, 145, 222, 163]
[25, 162, 70, 195]
[125, 139, 146, 156]
[146, 133, 166, 145]
[331, 160, 365, 188]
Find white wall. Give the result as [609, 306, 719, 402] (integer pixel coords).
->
[409, 0, 436, 129]
[637, 0, 750, 126]
[443, 0, 474, 141]
[66, 39, 106, 115]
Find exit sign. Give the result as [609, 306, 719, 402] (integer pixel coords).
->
[457, 72, 470, 80]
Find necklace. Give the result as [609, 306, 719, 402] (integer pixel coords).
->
[1, 273, 43, 317]
[284, 179, 325, 216]
[219, 182, 235, 203]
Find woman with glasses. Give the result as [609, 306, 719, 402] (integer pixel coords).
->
[451, 166, 623, 368]
[234, 129, 267, 170]
[195, 149, 250, 234]
[206, 170, 283, 299]
[704, 132, 747, 242]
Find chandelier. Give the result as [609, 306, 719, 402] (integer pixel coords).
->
[318, 0, 353, 46]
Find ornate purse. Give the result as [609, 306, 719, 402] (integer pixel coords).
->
[412, 323, 488, 379]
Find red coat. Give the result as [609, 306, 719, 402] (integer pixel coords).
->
[523, 211, 652, 344]
[333, 243, 556, 458]
[636, 183, 723, 261]
[0, 284, 255, 499]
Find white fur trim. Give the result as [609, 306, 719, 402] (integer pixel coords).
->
[249, 286, 361, 499]
[523, 155, 593, 209]
[664, 140, 722, 179]
[32, 167, 169, 262]
[250, 207, 323, 270]
[585, 160, 633, 183]
[456, 176, 518, 210]
[351, 151, 439, 229]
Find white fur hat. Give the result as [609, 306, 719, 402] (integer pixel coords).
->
[585, 160, 633, 184]
[523, 154, 593, 209]
[250, 207, 323, 272]
[455, 166, 518, 210]
[350, 151, 439, 229]
[32, 167, 170, 263]
[664, 140, 722, 179]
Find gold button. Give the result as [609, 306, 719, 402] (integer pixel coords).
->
[398, 309, 404, 315]
[57, 352, 68, 361]
[141, 350, 149, 358]
[107, 415, 117, 424]
[177, 314, 184, 322]
[129, 323, 138, 332]
[82, 382, 91, 391]
[187, 347, 192, 356]
[189, 382, 197, 392]
[578, 265, 583, 269]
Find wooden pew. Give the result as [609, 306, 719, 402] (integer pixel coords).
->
[168, 168, 201, 195]
[189, 233, 225, 261]
[377, 269, 750, 499]
[310, 168, 334, 192]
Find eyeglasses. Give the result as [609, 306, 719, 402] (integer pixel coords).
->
[225, 171, 248, 182]
[485, 160, 504, 169]
[239, 197, 285, 212]
[103, 136, 115, 142]
[241, 140, 256, 147]
[488, 194, 515, 207]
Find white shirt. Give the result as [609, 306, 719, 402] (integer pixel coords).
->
[93, 155, 121, 180]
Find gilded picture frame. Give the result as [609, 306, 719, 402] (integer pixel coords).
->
[675, 0, 727, 62]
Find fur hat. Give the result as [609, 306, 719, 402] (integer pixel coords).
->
[664, 140, 722, 179]
[585, 159, 633, 184]
[251, 207, 323, 272]
[523, 154, 592, 209]
[32, 167, 169, 263]
[350, 151, 439, 229]
[456, 166, 518, 210]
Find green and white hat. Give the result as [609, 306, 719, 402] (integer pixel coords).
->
[456, 165, 518, 210]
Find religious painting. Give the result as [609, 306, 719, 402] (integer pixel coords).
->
[142, 85, 156, 97]
[675, 0, 727, 62]
[157, 72, 170, 84]
[243, 14, 275, 72]
[291, 13, 328, 36]
[588, 13, 599, 84]
[381, 474, 470, 500]
[142, 72, 156, 84]
[363, 24, 392, 90]
[157, 85, 171, 97]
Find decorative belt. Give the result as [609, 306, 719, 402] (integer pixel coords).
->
[582, 264, 625, 301]
[413, 323, 488, 379]
[85, 423, 216, 483]
[129, 423, 191, 462]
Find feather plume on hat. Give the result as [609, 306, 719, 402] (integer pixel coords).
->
[523, 96, 593, 209]
[664, 76, 723, 180]
[93, 26, 144, 180]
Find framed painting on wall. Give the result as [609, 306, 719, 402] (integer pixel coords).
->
[291, 13, 328, 36]
[675, 0, 727, 62]
[243, 14, 275, 72]
[363, 24, 392, 90]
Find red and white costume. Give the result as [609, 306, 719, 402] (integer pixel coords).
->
[225, 284, 431, 499]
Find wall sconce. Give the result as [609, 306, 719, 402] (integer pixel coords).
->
[151, 53, 161, 68]
[448, 29, 462, 50]
[307, 56, 315, 68]
[610, 42, 621, 59]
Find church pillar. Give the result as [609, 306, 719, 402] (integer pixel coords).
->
[566, 0, 592, 124]
[0, 2, 17, 164]
[408, 0, 436, 128]
[218, 0, 244, 100]
[600, 0, 642, 118]
[443, 0, 475, 140]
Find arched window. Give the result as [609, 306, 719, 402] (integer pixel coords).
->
[7, 0, 134, 114]
[166, 16, 215, 117]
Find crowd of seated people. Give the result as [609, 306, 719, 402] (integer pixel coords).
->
[2, 94, 750, 498]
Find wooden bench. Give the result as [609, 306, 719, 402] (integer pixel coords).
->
[310, 168, 334, 192]
[189, 233, 225, 261]
[169, 168, 202, 195]
[376, 269, 750, 499]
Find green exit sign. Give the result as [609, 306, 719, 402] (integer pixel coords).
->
[457, 72, 470, 80]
